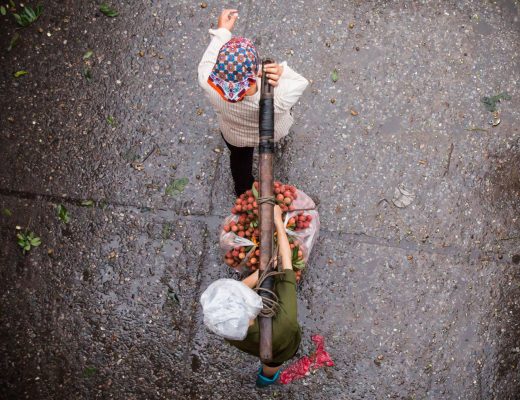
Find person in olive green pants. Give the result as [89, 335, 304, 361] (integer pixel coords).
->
[200, 205, 300, 387]
[227, 205, 301, 386]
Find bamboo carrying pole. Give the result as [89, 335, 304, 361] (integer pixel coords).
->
[258, 58, 275, 363]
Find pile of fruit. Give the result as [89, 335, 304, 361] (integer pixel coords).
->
[221, 181, 317, 283]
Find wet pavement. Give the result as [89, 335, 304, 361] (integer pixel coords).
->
[1, 0, 519, 399]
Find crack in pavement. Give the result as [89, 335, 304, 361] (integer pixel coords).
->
[0, 187, 504, 264]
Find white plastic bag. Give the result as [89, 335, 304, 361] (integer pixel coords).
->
[200, 279, 263, 341]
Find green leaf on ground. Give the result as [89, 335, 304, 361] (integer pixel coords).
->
[100, 3, 118, 17]
[13, 5, 42, 27]
[331, 68, 338, 83]
[481, 92, 511, 112]
[7, 33, 20, 52]
[83, 67, 92, 81]
[2, 208, 12, 216]
[1, 6, 6, 15]
[81, 200, 94, 207]
[162, 223, 171, 240]
[106, 115, 116, 126]
[13, 70, 28, 77]
[83, 50, 93, 60]
[165, 178, 188, 196]
[57, 204, 71, 223]
[82, 366, 97, 378]
[17, 230, 41, 254]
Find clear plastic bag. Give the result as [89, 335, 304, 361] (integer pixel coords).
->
[219, 187, 320, 272]
[200, 279, 263, 341]
[283, 189, 320, 263]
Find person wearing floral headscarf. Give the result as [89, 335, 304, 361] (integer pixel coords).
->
[198, 9, 309, 196]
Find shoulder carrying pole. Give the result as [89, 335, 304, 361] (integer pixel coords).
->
[258, 58, 275, 363]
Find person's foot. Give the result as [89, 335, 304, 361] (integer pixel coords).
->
[256, 367, 280, 388]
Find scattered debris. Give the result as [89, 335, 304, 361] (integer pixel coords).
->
[481, 92, 510, 113]
[196, 108, 204, 116]
[200, 2, 208, 8]
[165, 178, 188, 196]
[330, 98, 336, 104]
[2, 208, 12, 217]
[331, 68, 338, 83]
[82, 366, 97, 378]
[100, 3, 118, 18]
[348, 22, 355, 29]
[7, 33, 20, 52]
[83, 50, 93, 60]
[106, 115, 116, 126]
[374, 354, 384, 366]
[392, 184, 415, 208]
[443, 143, 454, 177]
[131, 145, 157, 171]
[83, 68, 92, 82]
[80, 200, 94, 207]
[465, 127, 488, 133]
[350, 109, 358, 116]
[488, 111, 501, 127]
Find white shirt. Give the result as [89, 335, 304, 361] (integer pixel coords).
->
[198, 28, 309, 147]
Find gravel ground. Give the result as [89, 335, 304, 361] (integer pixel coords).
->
[0, 1, 519, 399]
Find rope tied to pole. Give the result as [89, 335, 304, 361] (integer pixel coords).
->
[254, 245, 283, 318]
[256, 196, 276, 206]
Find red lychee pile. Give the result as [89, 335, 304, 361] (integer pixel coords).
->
[221, 181, 310, 282]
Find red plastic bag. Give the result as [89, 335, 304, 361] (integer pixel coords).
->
[279, 335, 334, 385]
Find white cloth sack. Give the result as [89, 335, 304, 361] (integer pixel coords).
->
[200, 279, 263, 341]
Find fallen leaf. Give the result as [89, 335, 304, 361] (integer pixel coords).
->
[331, 69, 338, 83]
[350, 109, 358, 116]
[7, 33, 20, 52]
[81, 200, 94, 207]
[13, 70, 28, 78]
[131, 161, 144, 171]
[392, 184, 415, 208]
[100, 3, 118, 17]
[165, 178, 188, 196]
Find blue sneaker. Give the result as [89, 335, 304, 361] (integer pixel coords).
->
[256, 367, 281, 388]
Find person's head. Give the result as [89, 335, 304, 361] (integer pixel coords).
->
[200, 279, 263, 340]
[207, 37, 259, 103]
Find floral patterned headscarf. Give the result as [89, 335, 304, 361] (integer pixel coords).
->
[208, 37, 259, 103]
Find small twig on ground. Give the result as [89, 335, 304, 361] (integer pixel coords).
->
[443, 143, 454, 177]
[465, 127, 489, 133]
[498, 236, 520, 241]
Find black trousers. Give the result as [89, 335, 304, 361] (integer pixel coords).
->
[222, 135, 255, 196]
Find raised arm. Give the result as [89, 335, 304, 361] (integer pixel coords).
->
[197, 9, 237, 89]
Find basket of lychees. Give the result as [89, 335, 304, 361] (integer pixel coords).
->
[220, 181, 319, 283]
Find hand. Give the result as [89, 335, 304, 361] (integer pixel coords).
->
[217, 9, 238, 31]
[258, 63, 284, 87]
[273, 205, 284, 227]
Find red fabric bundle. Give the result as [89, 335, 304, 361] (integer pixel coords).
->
[279, 335, 334, 384]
